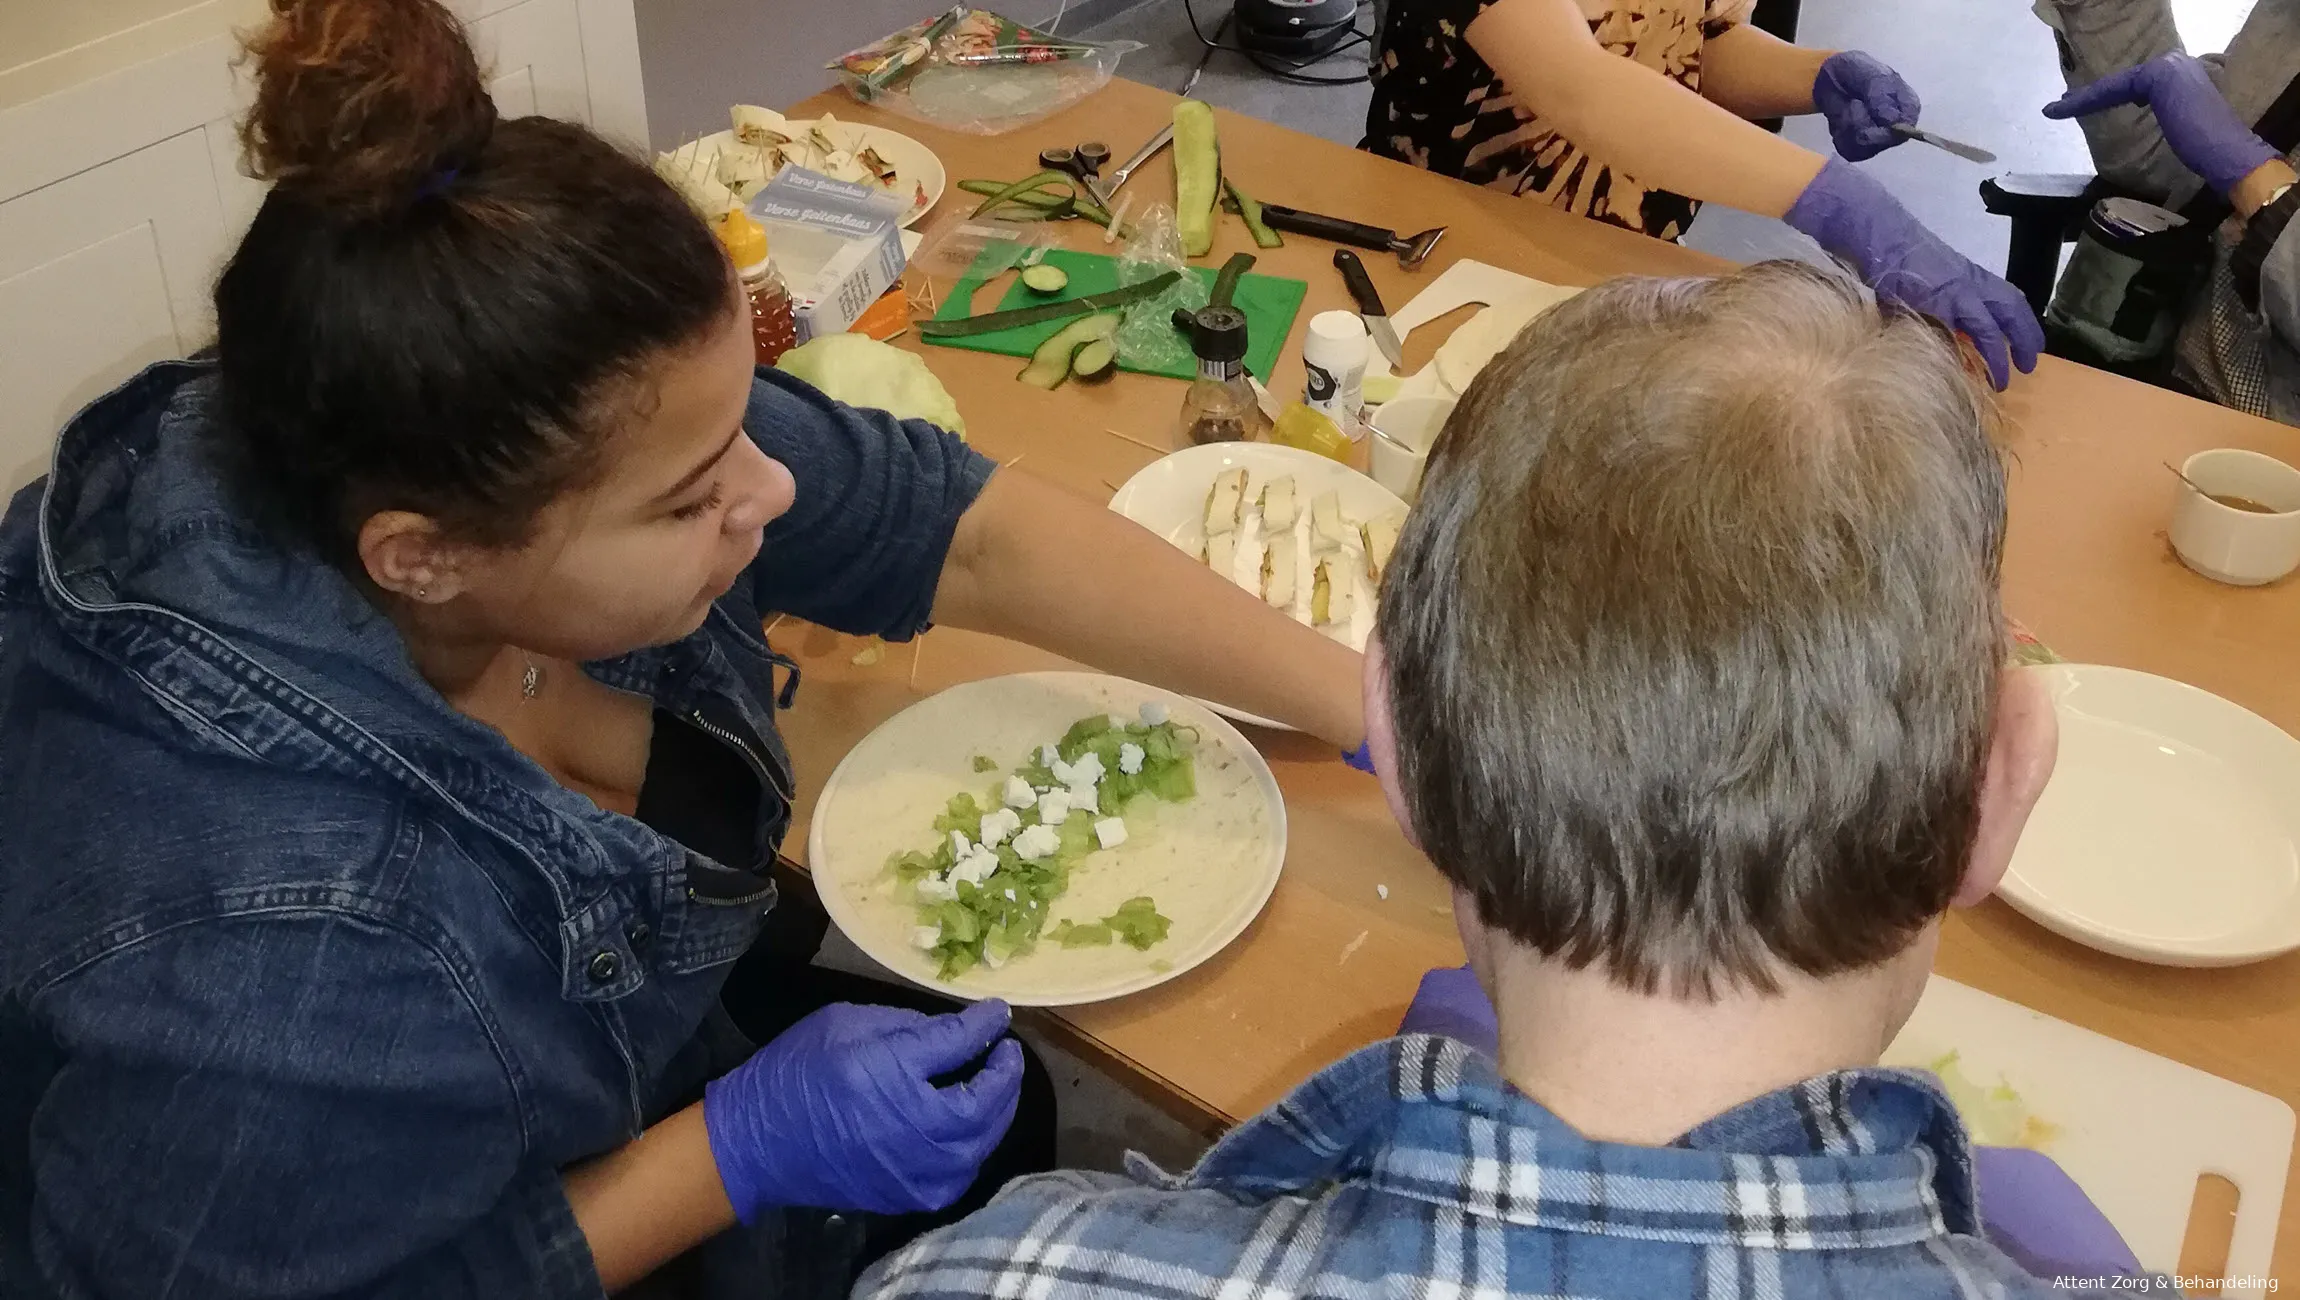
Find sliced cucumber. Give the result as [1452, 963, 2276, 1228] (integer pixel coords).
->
[1070, 339, 1117, 383]
[1018, 313, 1121, 390]
[1020, 263, 1070, 294]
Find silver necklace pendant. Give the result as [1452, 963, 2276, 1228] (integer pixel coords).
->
[520, 659, 543, 700]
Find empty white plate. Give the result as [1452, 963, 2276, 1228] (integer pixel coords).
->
[2002, 664, 2300, 965]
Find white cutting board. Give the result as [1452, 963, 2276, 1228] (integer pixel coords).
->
[1377, 259, 1559, 403]
[1883, 976, 2292, 1277]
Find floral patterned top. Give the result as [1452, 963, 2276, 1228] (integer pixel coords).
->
[1365, 0, 1756, 241]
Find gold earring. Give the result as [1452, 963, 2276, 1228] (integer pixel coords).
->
[415, 586, 429, 599]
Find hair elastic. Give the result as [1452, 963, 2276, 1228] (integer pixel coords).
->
[415, 167, 462, 201]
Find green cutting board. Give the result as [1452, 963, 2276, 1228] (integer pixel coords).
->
[922, 248, 1307, 381]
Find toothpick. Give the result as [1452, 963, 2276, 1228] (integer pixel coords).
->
[1102, 427, 1169, 456]
[762, 612, 787, 641]
[1001, 452, 1027, 469]
[909, 632, 926, 690]
[1102, 478, 1123, 492]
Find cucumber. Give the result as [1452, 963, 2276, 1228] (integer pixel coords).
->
[1018, 314, 1121, 390]
[1070, 339, 1117, 384]
[1224, 178, 1282, 249]
[970, 169, 1075, 220]
[1173, 100, 1219, 258]
[1020, 263, 1070, 294]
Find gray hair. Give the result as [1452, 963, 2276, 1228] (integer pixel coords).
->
[1378, 261, 2007, 998]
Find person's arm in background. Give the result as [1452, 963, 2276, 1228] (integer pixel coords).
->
[1463, 0, 1826, 218]
[1464, 0, 2042, 387]
[1698, 22, 1830, 120]
[2046, 53, 2300, 344]
[932, 471, 1367, 752]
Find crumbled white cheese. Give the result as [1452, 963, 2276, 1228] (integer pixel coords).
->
[1036, 789, 1071, 825]
[1049, 757, 1077, 786]
[1012, 823, 1062, 860]
[1003, 776, 1037, 809]
[1040, 743, 1061, 767]
[1376, 884, 1390, 900]
[1139, 701, 1170, 726]
[951, 850, 998, 886]
[1069, 751, 1105, 783]
[1093, 817, 1128, 850]
[915, 876, 957, 903]
[911, 925, 941, 950]
[982, 946, 1008, 969]
[948, 830, 971, 860]
[1003, 888, 1017, 901]
[1066, 783, 1099, 814]
[1118, 742, 1145, 775]
[978, 807, 1021, 848]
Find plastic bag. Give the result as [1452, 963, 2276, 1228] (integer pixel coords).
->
[829, 6, 1141, 136]
[1114, 203, 1208, 373]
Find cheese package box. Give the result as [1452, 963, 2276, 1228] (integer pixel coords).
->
[748, 167, 907, 342]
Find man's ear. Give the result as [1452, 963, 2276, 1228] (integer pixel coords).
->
[1954, 667, 2060, 907]
[1363, 635, 1422, 851]
[357, 510, 462, 604]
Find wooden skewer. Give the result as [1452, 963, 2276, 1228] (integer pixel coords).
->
[1102, 427, 1169, 456]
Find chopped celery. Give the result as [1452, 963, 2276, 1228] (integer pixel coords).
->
[1053, 921, 1114, 947]
[888, 710, 1201, 978]
[1107, 897, 1172, 950]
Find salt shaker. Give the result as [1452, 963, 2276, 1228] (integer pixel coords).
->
[1302, 310, 1369, 440]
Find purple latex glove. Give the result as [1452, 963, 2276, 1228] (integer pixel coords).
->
[1785, 157, 2044, 390]
[2043, 52, 2279, 196]
[703, 999, 1022, 1221]
[1343, 740, 1376, 773]
[1973, 1146, 2144, 1281]
[1812, 51, 1922, 161]
[1398, 965, 1499, 1056]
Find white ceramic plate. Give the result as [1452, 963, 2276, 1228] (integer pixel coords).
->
[690, 120, 945, 227]
[809, 673, 1287, 1007]
[2001, 663, 2300, 966]
[1107, 442, 1406, 731]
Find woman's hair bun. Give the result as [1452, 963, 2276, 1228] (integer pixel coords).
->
[239, 0, 498, 215]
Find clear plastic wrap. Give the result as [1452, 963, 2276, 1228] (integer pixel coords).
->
[1113, 203, 1209, 373]
[830, 7, 1141, 136]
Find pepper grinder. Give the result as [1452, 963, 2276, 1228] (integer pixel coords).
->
[1177, 306, 1271, 446]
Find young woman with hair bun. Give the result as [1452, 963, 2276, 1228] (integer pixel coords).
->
[0, 1, 1365, 1295]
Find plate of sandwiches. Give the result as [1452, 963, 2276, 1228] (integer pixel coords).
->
[654, 105, 945, 227]
[1108, 443, 1408, 732]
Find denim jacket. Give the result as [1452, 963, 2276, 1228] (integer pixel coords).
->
[0, 361, 991, 1298]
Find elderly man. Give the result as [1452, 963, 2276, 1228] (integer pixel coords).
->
[854, 261, 2163, 1298]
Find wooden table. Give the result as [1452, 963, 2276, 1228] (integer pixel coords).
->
[776, 77, 2300, 1281]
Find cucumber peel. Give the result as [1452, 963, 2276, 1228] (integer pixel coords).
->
[1173, 100, 1219, 258]
[957, 178, 1117, 229]
[1019, 314, 1121, 389]
[970, 169, 1075, 220]
[1020, 263, 1070, 294]
[1223, 178, 1283, 248]
[1209, 253, 1255, 309]
[920, 270, 1181, 339]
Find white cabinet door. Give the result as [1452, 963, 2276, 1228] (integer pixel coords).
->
[470, 0, 592, 126]
[0, 126, 228, 493]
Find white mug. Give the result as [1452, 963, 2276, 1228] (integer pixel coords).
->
[2168, 448, 2300, 586]
[1368, 396, 1457, 503]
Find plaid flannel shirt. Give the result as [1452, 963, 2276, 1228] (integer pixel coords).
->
[856, 1035, 2065, 1300]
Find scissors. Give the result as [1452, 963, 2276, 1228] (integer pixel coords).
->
[1037, 141, 1113, 208]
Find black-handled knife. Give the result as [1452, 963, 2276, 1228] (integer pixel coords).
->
[1333, 249, 1405, 370]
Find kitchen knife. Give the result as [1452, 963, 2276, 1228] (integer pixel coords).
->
[1334, 249, 1405, 370]
[1891, 123, 1997, 165]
